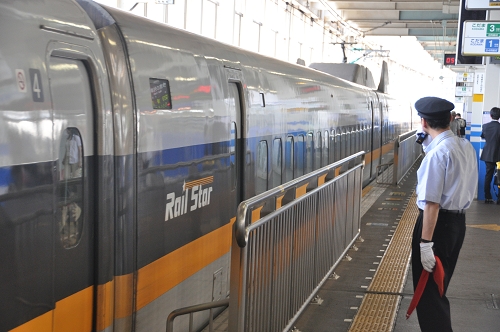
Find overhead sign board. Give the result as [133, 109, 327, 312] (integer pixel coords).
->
[456, 86, 473, 97]
[456, 72, 475, 82]
[474, 72, 485, 94]
[466, 0, 500, 10]
[462, 21, 500, 56]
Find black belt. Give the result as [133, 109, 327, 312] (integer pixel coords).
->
[418, 208, 465, 215]
[439, 209, 465, 215]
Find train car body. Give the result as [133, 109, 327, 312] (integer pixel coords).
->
[0, 0, 415, 331]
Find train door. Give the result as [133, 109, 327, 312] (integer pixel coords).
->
[49, 55, 96, 331]
[227, 82, 244, 212]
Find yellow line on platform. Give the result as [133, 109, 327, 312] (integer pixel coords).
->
[361, 186, 372, 198]
[349, 192, 418, 332]
[467, 224, 500, 231]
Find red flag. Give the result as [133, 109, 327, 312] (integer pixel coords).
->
[406, 255, 445, 319]
[433, 256, 444, 297]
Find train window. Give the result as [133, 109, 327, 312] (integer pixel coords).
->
[334, 130, 341, 162]
[353, 127, 357, 154]
[366, 124, 370, 151]
[58, 127, 84, 249]
[272, 138, 282, 188]
[340, 130, 346, 159]
[364, 125, 367, 150]
[362, 124, 367, 152]
[149, 78, 172, 110]
[285, 136, 294, 183]
[368, 124, 372, 148]
[323, 130, 329, 166]
[361, 125, 365, 152]
[368, 124, 371, 149]
[351, 127, 356, 155]
[380, 102, 385, 143]
[296, 135, 305, 177]
[315, 131, 322, 169]
[354, 127, 358, 153]
[385, 121, 389, 143]
[306, 132, 314, 174]
[354, 126, 358, 152]
[367, 124, 372, 152]
[256, 140, 268, 195]
[359, 126, 362, 152]
[329, 130, 336, 163]
[346, 130, 351, 157]
[356, 125, 361, 152]
[230, 122, 237, 190]
[352, 127, 356, 154]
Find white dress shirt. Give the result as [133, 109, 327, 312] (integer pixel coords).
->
[416, 130, 478, 210]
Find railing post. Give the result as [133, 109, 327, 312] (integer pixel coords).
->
[228, 214, 247, 332]
[393, 130, 420, 185]
[393, 137, 400, 185]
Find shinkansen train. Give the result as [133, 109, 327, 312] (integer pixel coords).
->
[0, 0, 416, 331]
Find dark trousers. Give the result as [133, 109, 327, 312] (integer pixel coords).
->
[411, 210, 466, 332]
[484, 161, 496, 199]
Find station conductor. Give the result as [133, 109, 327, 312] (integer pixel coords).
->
[412, 97, 478, 331]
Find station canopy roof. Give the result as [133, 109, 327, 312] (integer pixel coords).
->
[314, 0, 460, 65]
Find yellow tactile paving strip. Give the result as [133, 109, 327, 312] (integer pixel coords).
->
[348, 294, 400, 332]
[361, 185, 372, 198]
[349, 192, 419, 332]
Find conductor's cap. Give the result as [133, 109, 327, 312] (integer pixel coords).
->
[415, 97, 455, 120]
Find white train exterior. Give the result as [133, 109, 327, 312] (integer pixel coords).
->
[0, 0, 415, 331]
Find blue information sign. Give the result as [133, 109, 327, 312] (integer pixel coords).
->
[485, 39, 499, 52]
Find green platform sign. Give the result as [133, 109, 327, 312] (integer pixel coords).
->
[487, 24, 500, 36]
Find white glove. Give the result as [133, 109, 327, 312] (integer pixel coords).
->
[416, 126, 432, 150]
[420, 242, 436, 272]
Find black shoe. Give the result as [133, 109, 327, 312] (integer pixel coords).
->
[485, 199, 494, 204]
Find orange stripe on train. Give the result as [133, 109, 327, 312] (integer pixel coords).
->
[11, 287, 93, 332]
[135, 220, 232, 311]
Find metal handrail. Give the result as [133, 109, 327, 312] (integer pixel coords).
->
[166, 298, 229, 332]
[394, 130, 421, 185]
[377, 130, 421, 185]
[229, 151, 365, 332]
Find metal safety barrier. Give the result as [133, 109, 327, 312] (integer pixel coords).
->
[377, 130, 422, 185]
[229, 152, 365, 332]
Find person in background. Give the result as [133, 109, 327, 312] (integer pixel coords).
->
[480, 107, 500, 204]
[456, 113, 466, 137]
[413, 97, 478, 331]
[497, 161, 500, 201]
[449, 111, 459, 136]
[62, 128, 83, 179]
